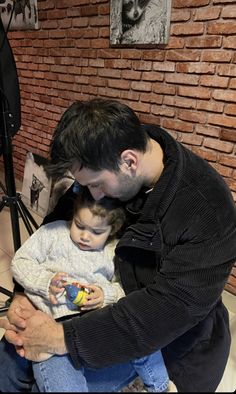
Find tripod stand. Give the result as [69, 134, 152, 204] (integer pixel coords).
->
[0, 91, 39, 313]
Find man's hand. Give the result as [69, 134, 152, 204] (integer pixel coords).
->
[5, 307, 67, 362]
[0, 292, 36, 346]
[0, 293, 68, 362]
[7, 292, 36, 329]
[0, 292, 37, 352]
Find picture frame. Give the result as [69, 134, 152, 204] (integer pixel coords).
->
[110, 0, 172, 46]
[0, 0, 39, 31]
[21, 152, 52, 218]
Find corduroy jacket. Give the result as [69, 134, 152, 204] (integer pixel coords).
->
[62, 125, 236, 392]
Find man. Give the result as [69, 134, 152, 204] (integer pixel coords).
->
[0, 98, 236, 392]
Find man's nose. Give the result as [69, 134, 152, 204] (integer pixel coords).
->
[89, 188, 105, 201]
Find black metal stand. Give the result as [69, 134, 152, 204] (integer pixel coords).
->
[0, 93, 39, 313]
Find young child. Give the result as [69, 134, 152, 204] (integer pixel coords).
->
[11, 187, 169, 392]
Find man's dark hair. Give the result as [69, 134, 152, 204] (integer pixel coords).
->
[46, 98, 148, 179]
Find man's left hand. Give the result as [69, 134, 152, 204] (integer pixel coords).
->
[2, 307, 68, 362]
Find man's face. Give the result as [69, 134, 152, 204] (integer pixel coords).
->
[72, 166, 143, 201]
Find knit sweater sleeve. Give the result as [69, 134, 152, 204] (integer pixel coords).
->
[94, 241, 125, 306]
[11, 223, 59, 300]
[98, 269, 125, 306]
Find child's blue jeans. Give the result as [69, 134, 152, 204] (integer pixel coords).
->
[33, 350, 169, 392]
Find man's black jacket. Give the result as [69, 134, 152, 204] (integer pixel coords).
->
[41, 126, 236, 391]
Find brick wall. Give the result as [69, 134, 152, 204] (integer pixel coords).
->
[1, 0, 236, 293]
[1, 0, 235, 202]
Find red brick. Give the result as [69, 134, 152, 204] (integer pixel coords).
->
[151, 105, 175, 118]
[173, 0, 209, 7]
[194, 7, 221, 20]
[185, 36, 222, 48]
[212, 89, 236, 103]
[176, 62, 215, 74]
[178, 86, 211, 99]
[195, 124, 220, 138]
[212, 163, 233, 178]
[166, 37, 185, 49]
[229, 79, 236, 89]
[153, 83, 176, 95]
[131, 81, 152, 92]
[166, 73, 199, 85]
[108, 79, 130, 90]
[142, 72, 164, 82]
[225, 103, 236, 116]
[99, 68, 121, 78]
[129, 102, 151, 114]
[219, 155, 236, 168]
[223, 37, 236, 49]
[221, 6, 236, 18]
[137, 114, 159, 126]
[120, 91, 140, 101]
[197, 100, 224, 113]
[122, 70, 142, 80]
[80, 5, 98, 16]
[132, 61, 152, 71]
[164, 95, 196, 109]
[122, 50, 142, 60]
[142, 51, 165, 61]
[162, 119, 194, 133]
[171, 10, 191, 22]
[192, 147, 218, 162]
[200, 75, 229, 88]
[153, 62, 175, 72]
[209, 113, 236, 129]
[217, 64, 236, 76]
[179, 133, 203, 146]
[166, 50, 201, 62]
[171, 23, 204, 36]
[204, 138, 234, 153]
[207, 22, 236, 35]
[140, 93, 163, 105]
[178, 110, 207, 124]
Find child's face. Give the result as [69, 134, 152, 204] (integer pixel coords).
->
[70, 207, 112, 251]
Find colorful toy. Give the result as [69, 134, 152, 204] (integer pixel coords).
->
[64, 282, 91, 307]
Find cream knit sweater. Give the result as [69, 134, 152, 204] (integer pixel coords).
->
[11, 220, 125, 320]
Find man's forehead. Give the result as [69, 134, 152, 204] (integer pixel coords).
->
[72, 166, 105, 184]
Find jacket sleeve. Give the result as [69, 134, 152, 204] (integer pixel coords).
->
[62, 226, 236, 370]
[11, 225, 56, 300]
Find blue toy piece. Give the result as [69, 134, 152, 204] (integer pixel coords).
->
[65, 283, 90, 307]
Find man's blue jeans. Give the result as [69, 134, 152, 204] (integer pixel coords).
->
[33, 350, 168, 392]
[0, 337, 168, 392]
[0, 337, 138, 392]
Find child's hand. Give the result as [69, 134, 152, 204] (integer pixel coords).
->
[80, 285, 104, 311]
[49, 272, 68, 305]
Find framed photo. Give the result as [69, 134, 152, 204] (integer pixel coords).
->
[110, 0, 172, 46]
[0, 0, 39, 31]
[21, 152, 52, 218]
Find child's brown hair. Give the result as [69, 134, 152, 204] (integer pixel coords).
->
[74, 187, 126, 238]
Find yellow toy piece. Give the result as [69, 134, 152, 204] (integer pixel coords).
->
[65, 283, 91, 307]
